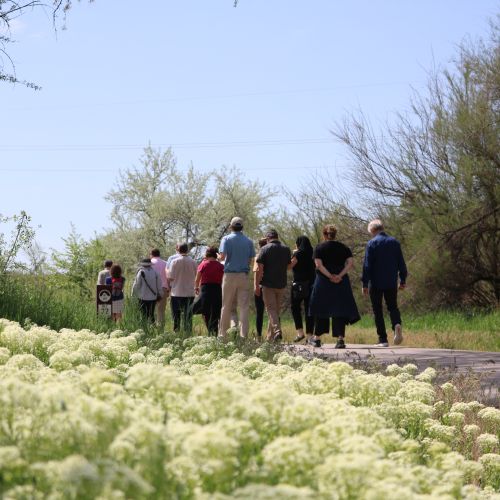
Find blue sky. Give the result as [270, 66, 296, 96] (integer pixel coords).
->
[1, 0, 497, 252]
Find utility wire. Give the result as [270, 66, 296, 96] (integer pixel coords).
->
[0, 163, 352, 173]
[0, 138, 334, 151]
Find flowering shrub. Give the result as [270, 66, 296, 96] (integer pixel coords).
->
[0, 319, 499, 498]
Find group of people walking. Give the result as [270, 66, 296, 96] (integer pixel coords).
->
[97, 216, 407, 347]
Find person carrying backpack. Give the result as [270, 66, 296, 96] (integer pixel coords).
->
[132, 258, 163, 322]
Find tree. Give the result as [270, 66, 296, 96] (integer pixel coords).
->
[51, 225, 108, 297]
[104, 146, 274, 272]
[0, 0, 93, 88]
[0, 210, 36, 274]
[333, 22, 500, 307]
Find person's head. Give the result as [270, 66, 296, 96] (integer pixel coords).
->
[150, 248, 160, 258]
[104, 260, 113, 269]
[205, 246, 218, 259]
[230, 216, 244, 232]
[295, 235, 313, 254]
[140, 258, 152, 268]
[322, 225, 337, 241]
[266, 229, 279, 242]
[110, 264, 122, 279]
[258, 237, 268, 248]
[367, 219, 384, 236]
[178, 242, 189, 255]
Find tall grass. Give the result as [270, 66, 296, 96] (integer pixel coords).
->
[0, 275, 147, 333]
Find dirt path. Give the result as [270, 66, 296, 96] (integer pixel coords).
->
[290, 343, 500, 401]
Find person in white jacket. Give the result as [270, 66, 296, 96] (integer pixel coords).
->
[132, 258, 164, 322]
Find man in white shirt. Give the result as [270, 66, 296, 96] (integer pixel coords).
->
[150, 248, 169, 326]
[169, 243, 197, 333]
[97, 260, 113, 285]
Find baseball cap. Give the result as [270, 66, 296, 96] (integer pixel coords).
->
[230, 217, 243, 227]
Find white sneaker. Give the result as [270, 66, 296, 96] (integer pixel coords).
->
[373, 342, 389, 347]
[394, 324, 403, 345]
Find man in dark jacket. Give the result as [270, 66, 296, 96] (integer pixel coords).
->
[362, 220, 407, 347]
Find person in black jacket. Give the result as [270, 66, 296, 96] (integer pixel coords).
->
[290, 236, 316, 343]
[362, 219, 408, 347]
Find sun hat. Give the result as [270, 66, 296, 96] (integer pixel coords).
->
[139, 258, 152, 267]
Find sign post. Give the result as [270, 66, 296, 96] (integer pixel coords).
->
[96, 285, 113, 318]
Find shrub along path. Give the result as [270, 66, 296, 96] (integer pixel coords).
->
[292, 343, 500, 400]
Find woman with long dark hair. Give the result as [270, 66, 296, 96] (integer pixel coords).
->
[308, 225, 360, 348]
[290, 235, 316, 342]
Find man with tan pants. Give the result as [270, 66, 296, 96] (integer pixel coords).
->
[150, 248, 169, 326]
[254, 229, 292, 341]
[218, 217, 255, 338]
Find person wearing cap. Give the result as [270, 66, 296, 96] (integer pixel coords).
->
[132, 258, 164, 322]
[362, 219, 407, 347]
[169, 242, 198, 333]
[218, 217, 256, 338]
[254, 229, 292, 341]
[97, 260, 113, 285]
[150, 248, 169, 327]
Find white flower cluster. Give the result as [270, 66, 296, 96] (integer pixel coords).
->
[0, 319, 499, 499]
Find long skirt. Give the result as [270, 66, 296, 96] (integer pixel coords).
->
[309, 273, 360, 324]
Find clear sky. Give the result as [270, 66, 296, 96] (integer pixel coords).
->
[1, 0, 497, 252]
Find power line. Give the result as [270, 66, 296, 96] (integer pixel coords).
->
[0, 137, 334, 152]
[0, 164, 353, 173]
[4, 80, 422, 111]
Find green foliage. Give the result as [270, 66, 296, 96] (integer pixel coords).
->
[331, 22, 500, 308]
[51, 225, 109, 298]
[0, 211, 36, 273]
[104, 146, 274, 273]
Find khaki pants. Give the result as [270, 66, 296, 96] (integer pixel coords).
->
[219, 273, 250, 338]
[262, 287, 285, 339]
[155, 287, 169, 325]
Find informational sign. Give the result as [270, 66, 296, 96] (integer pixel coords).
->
[96, 285, 113, 317]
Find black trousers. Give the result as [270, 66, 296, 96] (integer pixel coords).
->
[254, 292, 265, 336]
[201, 284, 222, 336]
[139, 300, 156, 322]
[171, 296, 194, 333]
[314, 317, 347, 337]
[291, 293, 314, 334]
[369, 287, 401, 343]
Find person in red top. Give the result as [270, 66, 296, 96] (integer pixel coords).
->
[195, 246, 224, 335]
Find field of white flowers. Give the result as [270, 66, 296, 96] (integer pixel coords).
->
[0, 318, 499, 499]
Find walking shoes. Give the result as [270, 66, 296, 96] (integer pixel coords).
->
[394, 324, 403, 345]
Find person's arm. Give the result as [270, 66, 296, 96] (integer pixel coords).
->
[336, 257, 354, 282]
[218, 237, 226, 262]
[254, 263, 264, 296]
[131, 272, 140, 298]
[155, 271, 164, 298]
[290, 250, 298, 269]
[315, 258, 334, 280]
[195, 271, 202, 295]
[362, 243, 372, 296]
[287, 249, 293, 270]
[398, 243, 408, 289]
